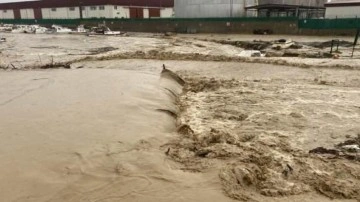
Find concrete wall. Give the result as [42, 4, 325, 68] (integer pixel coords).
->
[325, 6, 360, 19]
[175, 0, 256, 18]
[20, 9, 34, 19]
[0, 9, 14, 19]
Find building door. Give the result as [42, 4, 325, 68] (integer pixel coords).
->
[34, 8, 42, 19]
[137, 8, 143, 18]
[149, 8, 160, 18]
[13, 9, 21, 19]
[129, 8, 137, 18]
[129, 7, 143, 18]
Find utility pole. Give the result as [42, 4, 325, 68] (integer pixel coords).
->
[230, 0, 233, 17]
[79, 1, 83, 19]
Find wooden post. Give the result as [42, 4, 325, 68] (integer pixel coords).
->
[352, 29, 360, 58]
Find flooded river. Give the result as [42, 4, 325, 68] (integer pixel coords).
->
[0, 33, 359, 202]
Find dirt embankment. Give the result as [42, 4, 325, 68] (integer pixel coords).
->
[2, 49, 360, 71]
[163, 73, 360, 202]
[81, 50, 360, 70]
[207, 39, 356, 59]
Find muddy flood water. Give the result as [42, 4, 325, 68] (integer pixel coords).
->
[0, 33, 359, 202]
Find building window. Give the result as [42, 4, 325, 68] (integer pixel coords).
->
[69, 7, 75, 11]
[3, 10, 7, 13]
[90, 6, 97, 10]
[99, 6, 105, 10]
[51, 8, 56, 12]
[81, 7, 85, 10]
[114, 6, 117, 10]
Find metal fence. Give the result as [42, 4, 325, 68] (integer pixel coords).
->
[299, 18, 360, 29]
[1, 17, 360, 30]
[0, 16, 297, 25]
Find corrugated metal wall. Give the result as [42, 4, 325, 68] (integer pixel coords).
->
[175, 0, 256, 18]
[257, 0, 325, 7]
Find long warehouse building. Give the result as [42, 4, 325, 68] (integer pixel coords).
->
[174, 0, 326, 18]
[0, 0, 174, 19]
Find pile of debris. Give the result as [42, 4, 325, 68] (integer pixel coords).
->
[310, 134, 360, 161]
[211, 38, 351, 59]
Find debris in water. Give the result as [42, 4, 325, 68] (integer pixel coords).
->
[309, 147, 339, 155]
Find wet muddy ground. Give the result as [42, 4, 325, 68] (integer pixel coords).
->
[0, 33, 359, 202]
[1, 32, 360, 70]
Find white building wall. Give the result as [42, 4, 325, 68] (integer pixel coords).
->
[144, 8, 149, 18]
[42, 7, 80, 19]
[161, 8, 174, 17]
[41, 8, 50, 19]
[82, 5, 112, 18]
[111, 6, 130, 18]
[0, 9, 14, 19]
[105, 5, 114, 18]
[0, 5, 169, 19]
[20, 9, 34, 19]
[68, 7, 80, 19]
[325, 6, 360, 18]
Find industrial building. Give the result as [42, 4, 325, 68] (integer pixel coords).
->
[174, 0, 256, 18]
[245, 0, 326, 18]
[174, 0, 326, 18]
[325, 0, 360, 18]
[0, 0, 174, 20]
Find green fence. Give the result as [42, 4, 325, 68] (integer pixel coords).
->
[298, 18, 360, 29]
[0, 17, 297, 25]
[2, 17, 360, 30]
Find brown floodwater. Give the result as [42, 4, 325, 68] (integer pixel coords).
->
[0, 68, 234, 202]
[0, 33, 359, 202]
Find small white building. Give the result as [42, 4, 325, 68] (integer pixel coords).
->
[325, 0, 360, 18]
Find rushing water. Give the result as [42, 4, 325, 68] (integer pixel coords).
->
[2, 33, 358, 202]
[0, 68, 232, 202]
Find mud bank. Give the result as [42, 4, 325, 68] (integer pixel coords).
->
[3, 51, 359, 71]
[68, 50, 359, 71]
[164, 69, 360, 202]
[2, 33, 360, 71]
